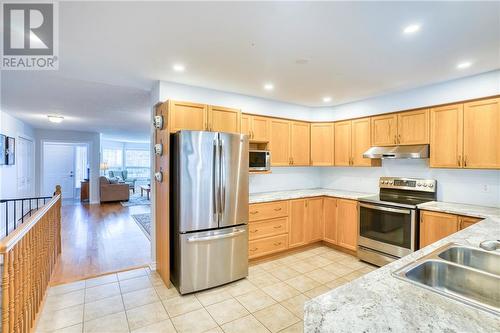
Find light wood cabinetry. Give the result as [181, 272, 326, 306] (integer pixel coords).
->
[371, 114, 397, 146]
[208, 105, 241, 133]
[168, 100, 208, 133]
[419, 211, 459, 248]
[397, 109, 429, 145]
[290, 121, 311, 166]
[430, 97, 499, 169]
[463, 98, 500, 169]
[336, 199, 358, 251]
[289, 199, 307, 248]
[334, 121, 352, 166]
[310, 123, 334, 166]
[249, 234, 288, 259]
[305, 197, 324, 243]
[248, 217, 288, 241]
[322, 197, 338, 244]
[241, 114, 251, 137]
[430, 104, 463, 168]
[242, 114, 271, 142]
[249, 201, 288, 222]
[459, 216, 481, 230]
[270, 118, 291, 166]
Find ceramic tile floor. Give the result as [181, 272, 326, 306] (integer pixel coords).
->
[36, 245, 376, 333]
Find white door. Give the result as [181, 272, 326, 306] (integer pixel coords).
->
[43, 143, 75, 198]
[17, 137, 34, 197]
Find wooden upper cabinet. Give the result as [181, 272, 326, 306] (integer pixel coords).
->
[463, 98, 500, 169]
[252, 116, 271, 142]
[397, 109, 429, 145]
[334, 121, 352, 166]
[371, 114, 397, 146]
[351, 118, 379, 166]
[310, 123, 334, 166]
[420, 211, 459, 248]
[290, 121, 310, 166]
[270, 119, 291, 166]
[430, 103, 463, 168]
[323, 197, 337, 245]
[168, 100, 208, 133]
[336, 199, 358, 251]
[305, 198, 324, 243]
[240, 114, 251, 137]
[289, 199, 306, 248]
[208, 105, 241, 133]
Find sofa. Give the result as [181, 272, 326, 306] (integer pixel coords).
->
[108, 170, 136, 192]
[99, 176, 130, 202]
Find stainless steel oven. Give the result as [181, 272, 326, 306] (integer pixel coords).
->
[358, 177, 436, 267]
[249, 150, 270, 171]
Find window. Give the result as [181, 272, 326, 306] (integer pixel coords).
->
[125, 149, 150, 167]
[102, 149, 123, 168]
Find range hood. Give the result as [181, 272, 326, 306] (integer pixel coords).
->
[363, 144, 429, 159]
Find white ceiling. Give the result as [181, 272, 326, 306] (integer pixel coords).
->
[2, 1, 499, 141]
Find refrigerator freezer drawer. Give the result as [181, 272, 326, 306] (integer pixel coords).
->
[173, 226, 248, 294]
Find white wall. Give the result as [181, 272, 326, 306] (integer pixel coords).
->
[0, 111, 36, 199]
[250, 167, 323, 194]
[34, 129, 101, 203]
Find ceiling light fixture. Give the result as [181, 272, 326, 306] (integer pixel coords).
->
[322, 97, 332, 103]
[403, 24, 420, 34]
[263, 83, 274, 91]
[173, 64, 185, 72]
[456, 61, 472, 69]
[48, 115, 64, 123]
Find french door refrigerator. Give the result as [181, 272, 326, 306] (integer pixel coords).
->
[170, 130, 249, 294]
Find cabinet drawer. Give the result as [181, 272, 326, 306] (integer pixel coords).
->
[248, 234, 288, 259]
[249, 201, 288, 222]
[249, 217, 288, 240]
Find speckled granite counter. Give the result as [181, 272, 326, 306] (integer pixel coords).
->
[418, 201, 500, 219]
[249, 188, 373, 204]
[304, 213, 500, 332]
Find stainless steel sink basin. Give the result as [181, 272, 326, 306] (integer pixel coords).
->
[393, 243, 500, 315]
[438, 246, 500, 276]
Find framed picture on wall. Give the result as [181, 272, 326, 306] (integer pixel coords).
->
[6, 136, 15, 165]
[0, 134, 5, 165]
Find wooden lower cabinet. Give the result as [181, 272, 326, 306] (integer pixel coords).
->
[459, 216, 481, 230]
[248, 217, 288, 241]
[249, 201, 288, 222]
[336, 199, 358, 251]
[419, 211, 459, 248]
[289, 199, 307, 248]
[249, 234, 288, 259]
[305, 198, 324, 243]
[323, 197, 338, 244]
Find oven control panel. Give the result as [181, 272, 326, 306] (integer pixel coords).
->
[379, 177, 436, 192]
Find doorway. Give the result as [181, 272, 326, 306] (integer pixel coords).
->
[17, 136, 34, 197]
[42, 142, 88, 199]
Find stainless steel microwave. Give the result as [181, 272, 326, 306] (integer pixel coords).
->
[249, 150, 270, 171]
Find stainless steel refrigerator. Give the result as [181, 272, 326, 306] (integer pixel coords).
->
[170, 130, 249, 294]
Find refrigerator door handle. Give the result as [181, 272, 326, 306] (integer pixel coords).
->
[219, 139, 226, 217]
[187, 228, 246, 243]
[213, 138, 220, 224]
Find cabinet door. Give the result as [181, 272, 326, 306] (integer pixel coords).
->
[323, 197, 337, 245]
[429, 104, 463, 168]
[371, 114, 397, 146]
[419, 211, 459, 248]
[334, 121, 352, 166]
[168, 100, 207, 133]
[290, 121, 310, 166]
[337, 199, 358, 251]
[463, 98, 500, 169]
[305, 198, 324, 243]
[397, 109, 429, 145]
[310, 123, 334, 166]
[459, 216, 482, 230]
[289, 199, 306, 248]
[208, 105, 241, 133]
[270, 119, 291, 166]
[252, 116, 271, 142]
[351, 118, 376, 166]
[241, 114, 251, 137]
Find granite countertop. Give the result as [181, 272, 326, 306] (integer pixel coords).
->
[417, 201, 500, 219]
[304, 214, 500, 332]
[249, 188, 374, 204]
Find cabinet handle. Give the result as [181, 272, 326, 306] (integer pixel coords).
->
[274, 242, 282, 246]
[250, 229, 258, 233]
[250, 211, 259, 215]
[273, 225, 282, 229]
[398, 134, 401, 144]
[274, 208, 282, 211]
[458, 217, 463, 230]
[394, 135, 397, 144]
[249, 248, 258, 252]
[457, 155, 461, 167]
[464, 155, 467, 167]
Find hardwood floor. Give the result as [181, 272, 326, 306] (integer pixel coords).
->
[50, 202, 151, 285]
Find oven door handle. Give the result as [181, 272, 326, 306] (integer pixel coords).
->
[359, 202, 412, 215]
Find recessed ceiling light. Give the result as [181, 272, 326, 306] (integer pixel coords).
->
[457, 61, 472, 69]
[322, 97, 332, 103]
[263, 83, 274, 91]
[403, 24, 420, 34]
[48, 115, 64, 123]
[173, 64, 185, 72]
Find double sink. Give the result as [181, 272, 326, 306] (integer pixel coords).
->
[393, 243, 500, 315]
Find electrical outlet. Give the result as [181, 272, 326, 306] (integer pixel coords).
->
[480, 185, 490, 193]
